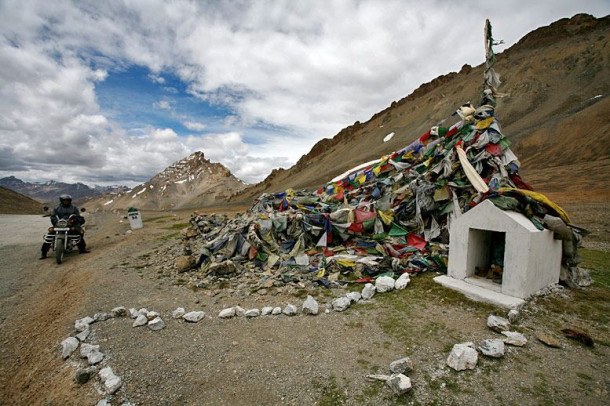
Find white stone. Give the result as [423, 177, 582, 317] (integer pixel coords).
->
[272, 307, 282, 315]
[75, 316, 94, 332]
[346, 292, 361, 303]
[502, 331, 528, 347]
[76, 327, 90, 342]
[487, 315, 511, 333]
[137, 308, 149, 317]
[332, 297, 351, 312]
[80, 343, 103, 365]
[507, 309, 520, 323]
[129, 308, 138, 319]
[146, 311, 160, 320]
[218, 307, 236, 319]
[386, 374, 412, 395]
[234, 306, 246, 317]
[183, 311, 205, 323]
[172, 307, 186, 319]
[283, 304, 297, 316]
[96, 400, 110, 406]
[365, 374, 390, 382]
[111, 306, 127, 317]
[261, 306, 274, 316]
[99, 366, 122, 395]
[395, 273, 411, 290]
[94, 313, 112, 322]
[447, 200, 562, 300]
[375, 276, 396, 293]
[148, 317, 166, 331]
[390, 357, 414, 374]
[132, 314, 148, 327]
[479, 339, 505, 358]
[302, 295, 319, 315]
[447, 342, 478, 371]
[60, 337, 79, 359]
[361, 283, 376, 300]
[245, 309, 260, 318]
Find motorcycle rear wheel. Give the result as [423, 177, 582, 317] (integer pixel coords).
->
[55, 237, 64, 264]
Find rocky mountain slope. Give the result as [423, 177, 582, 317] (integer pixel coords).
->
[230, 14, 610, 206]
[0, 186, 44, 214]
[96, 151, 246, 210]
[0, 176, 128, 205]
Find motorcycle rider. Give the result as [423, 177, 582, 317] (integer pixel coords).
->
[39, 194, 89, 259]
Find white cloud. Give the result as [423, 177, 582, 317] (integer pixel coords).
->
[183, 121, 206, 131]
[0, 0, 608, 187]
[153, 100, 171, 110]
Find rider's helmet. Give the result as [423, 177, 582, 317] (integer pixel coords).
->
[59, 194, 72, 207]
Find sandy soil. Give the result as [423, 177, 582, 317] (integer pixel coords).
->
[0, 208, 608, 405]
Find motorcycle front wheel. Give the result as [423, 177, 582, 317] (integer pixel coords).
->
[55, 237, 64, 264]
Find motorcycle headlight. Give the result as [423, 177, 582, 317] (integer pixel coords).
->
[48, 227, 54, 232]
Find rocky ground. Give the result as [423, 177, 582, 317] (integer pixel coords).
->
[0, 206, 608, 405]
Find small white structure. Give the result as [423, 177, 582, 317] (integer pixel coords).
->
[435, 200, 562, 308]
[127, 210, 143, 230]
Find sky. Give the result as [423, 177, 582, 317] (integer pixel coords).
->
[0, 1, 608, 187]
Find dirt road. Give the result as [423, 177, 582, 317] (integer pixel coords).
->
[0, 211, 608, 405]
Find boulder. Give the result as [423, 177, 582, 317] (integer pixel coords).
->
[75, 316, 94, 332]
[283, 304, 297, 316]
[148, 317, 166, 331]
[390, 357, 414, 374]
[361, 283, 376, 300]
[219, 308, 236, 319]
[76, 328, 90, 342]
[60, 337, 79, 359]
[261, 306, 274, 316]
[80, 343, 103, 365]
[175, 256, 194, 273]
[94, 313, 113, 322]
[386, 374, 412, 395]
[245, 309, 261, 318]
[183, 311, 205, 323]
[172, 307, 186, 319]
[346, 292, 361, 303]
[375, 276, 396, 293]
[302, 295, 319, 315]
[99, 366, 122, 395]
[537, 333, 562, 348]
[332, 297, 351, 312]
[502, 331, 528, 347]
[132, 314, 148, 327]
[111, 307, 127, 317]
[208, 260, 238, 275]
[446, 342, 478, 371]
[272, 307, 282, 315]
[479, 339, 505, 358]
[487, 315, 511, 332]
[395, 273, 411, 290]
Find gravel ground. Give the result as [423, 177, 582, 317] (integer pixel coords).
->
[0, 210, 608, 405]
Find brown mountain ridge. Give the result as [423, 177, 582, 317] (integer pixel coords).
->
[230, 13, 610, 206]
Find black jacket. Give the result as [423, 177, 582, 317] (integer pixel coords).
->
[51, 204, 83, 226]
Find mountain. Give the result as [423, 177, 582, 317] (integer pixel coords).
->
[229, 14, 610, 206]
[0, 186, 44, 214]
[0, 176, 129, 204]
[96, 151, 246, 210]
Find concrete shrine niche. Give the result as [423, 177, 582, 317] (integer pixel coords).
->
[435, 200, 562, 308]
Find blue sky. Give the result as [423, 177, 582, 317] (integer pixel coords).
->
[0, 1, 608, 187]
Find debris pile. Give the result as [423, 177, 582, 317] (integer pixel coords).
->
[178, 99, 587, 292]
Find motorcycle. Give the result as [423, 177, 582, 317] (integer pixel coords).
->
[42, 208, 86, 264]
